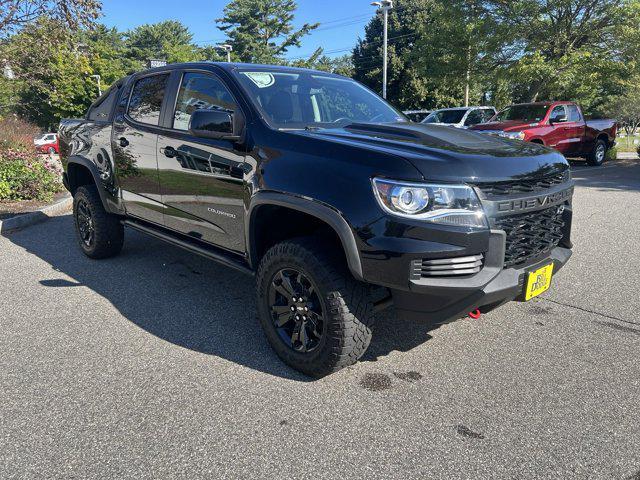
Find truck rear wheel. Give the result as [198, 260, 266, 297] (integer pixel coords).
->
[256, 238, 374, 377]
[73, 185, 124, 259]
[586, 139, 607, 166]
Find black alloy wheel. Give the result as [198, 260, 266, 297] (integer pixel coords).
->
[268, 268, 325, 353]
[75, 198, 95, 247]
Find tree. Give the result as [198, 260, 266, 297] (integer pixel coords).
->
[125, 21, 201, 66]
[353, 0, 441, 109]
[0, 0, 101, 37]
[4, 18, 94, 127]
[606, 81, 640, 136]
[217, 0, 318, 63]
[78, 25, 137, 91]
[411, 0, 505, 108]
[313, 55, 354, 77]
[488, 0, 640, 113]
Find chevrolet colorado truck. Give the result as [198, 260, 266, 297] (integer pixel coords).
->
[471, 101, 616, 166]
[59, 63, 574, 376]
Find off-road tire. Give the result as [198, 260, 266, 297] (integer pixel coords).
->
[256, 238, 374, 377]
[73, 185, 124, 259]
[586, 139, 607, 166]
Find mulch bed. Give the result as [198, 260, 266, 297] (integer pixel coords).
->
[0, 192, 68, 221]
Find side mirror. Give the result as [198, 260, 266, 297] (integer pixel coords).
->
[550, 114, 567, 124]
[189, 109, 242, 140]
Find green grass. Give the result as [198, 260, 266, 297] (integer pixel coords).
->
[616, 133, 640, 153]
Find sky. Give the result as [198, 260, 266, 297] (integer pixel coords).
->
[100, 0, 375, 60]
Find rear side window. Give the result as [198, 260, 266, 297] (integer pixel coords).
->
[173, 72, 238, 131]
[127, 74, 170, 125]
[567, 105, 581, 122]
[88, 86, 120, 122]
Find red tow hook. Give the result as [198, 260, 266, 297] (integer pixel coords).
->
[468, 309, 482, 320]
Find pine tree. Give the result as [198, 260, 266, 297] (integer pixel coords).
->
[217, 0, 318, 63]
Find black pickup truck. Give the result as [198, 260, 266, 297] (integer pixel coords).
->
[59, 62, 574, 376]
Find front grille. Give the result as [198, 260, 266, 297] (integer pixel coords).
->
[411, 254, 484, 279]
[493, 205, 565, 267]
[477, 171, 570, 198]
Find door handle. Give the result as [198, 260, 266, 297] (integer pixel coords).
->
[118, 137, 129, 147]
[163, 146, 177, 158]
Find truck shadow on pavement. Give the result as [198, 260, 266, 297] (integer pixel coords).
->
[7, 215, 438, 381]
[569, 159, 640, 192]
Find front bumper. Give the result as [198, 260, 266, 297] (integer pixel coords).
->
[390, 230, 572, 322]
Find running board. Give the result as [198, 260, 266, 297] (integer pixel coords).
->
[121, 219, 254, 276]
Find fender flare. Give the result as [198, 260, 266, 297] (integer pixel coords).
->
[246, 192, 364, 281]
[66, 155, 114, 213]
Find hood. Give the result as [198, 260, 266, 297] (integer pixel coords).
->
[293, 122, 568, 183]
[470, 120, 536, 132]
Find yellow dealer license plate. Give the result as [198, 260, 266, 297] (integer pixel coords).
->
[525, 264, 554, 301]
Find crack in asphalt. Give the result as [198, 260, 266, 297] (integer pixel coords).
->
[538, 297, 639, 327]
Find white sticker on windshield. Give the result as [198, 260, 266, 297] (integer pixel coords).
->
[242, 72, 275, 88]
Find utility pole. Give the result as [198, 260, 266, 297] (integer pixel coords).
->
[371, 0, 393, 99]
[219, 44, 233, 62]
[90, 74, 102, 97]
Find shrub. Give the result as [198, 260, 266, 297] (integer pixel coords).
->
[0, 116, 41, 151]
[605, 146, 618, 161]
[0, 147, 63, 201]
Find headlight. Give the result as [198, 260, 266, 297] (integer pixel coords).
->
[502, 131, 525, 140]
[372, 178, 487, 228]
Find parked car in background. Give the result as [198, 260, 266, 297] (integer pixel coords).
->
[421, 106, 497, 129]
[403, 109, 432, 122]
[471, 101, 617, 166]
[36, 135, 59, 155]
[34, 132, 57, 147]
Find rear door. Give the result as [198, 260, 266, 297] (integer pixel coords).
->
[112, 72, 171, 225]
[156, 69, 247, 252]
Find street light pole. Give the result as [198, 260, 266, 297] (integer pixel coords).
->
[219, 44, 233, 62]
[371, 0, 393, 99]
[90, 74, 102, 97]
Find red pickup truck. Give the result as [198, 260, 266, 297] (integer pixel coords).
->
[471, 101, 617, 166]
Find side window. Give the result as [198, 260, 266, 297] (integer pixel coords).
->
[482, 109, 496, 121]
[550, 105, 567, 121]
[173, 72, 238, 131]
[567, 105, 581, 122]
[88, 86, 120, 122]
[464, 110, 484, 126]
[127, 74, 170, 125]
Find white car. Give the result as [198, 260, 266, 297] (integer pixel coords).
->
[34, 133, 57, 146]
[421, 106, 497, 129]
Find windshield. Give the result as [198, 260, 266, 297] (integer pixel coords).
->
[422, 109, 467, 124]
[232, 69, 406, 129]
[495, 104, 549, 122]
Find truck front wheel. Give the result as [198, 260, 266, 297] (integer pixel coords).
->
[73, 185, 124, 259]
[586, 139, 607, 166]
[256, 238, 374, 377]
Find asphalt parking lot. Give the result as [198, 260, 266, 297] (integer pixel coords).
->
[1, 159, 639, 479]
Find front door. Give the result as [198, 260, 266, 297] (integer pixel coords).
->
[112, 72, 171, 225]
[157, 70, 246, 252]
[545, 104, 573, 155]
[563, 104, 586, 156]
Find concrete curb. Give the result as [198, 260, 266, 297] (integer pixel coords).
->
[0, 194, 72, 235]
[617, 152, 639, 161]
